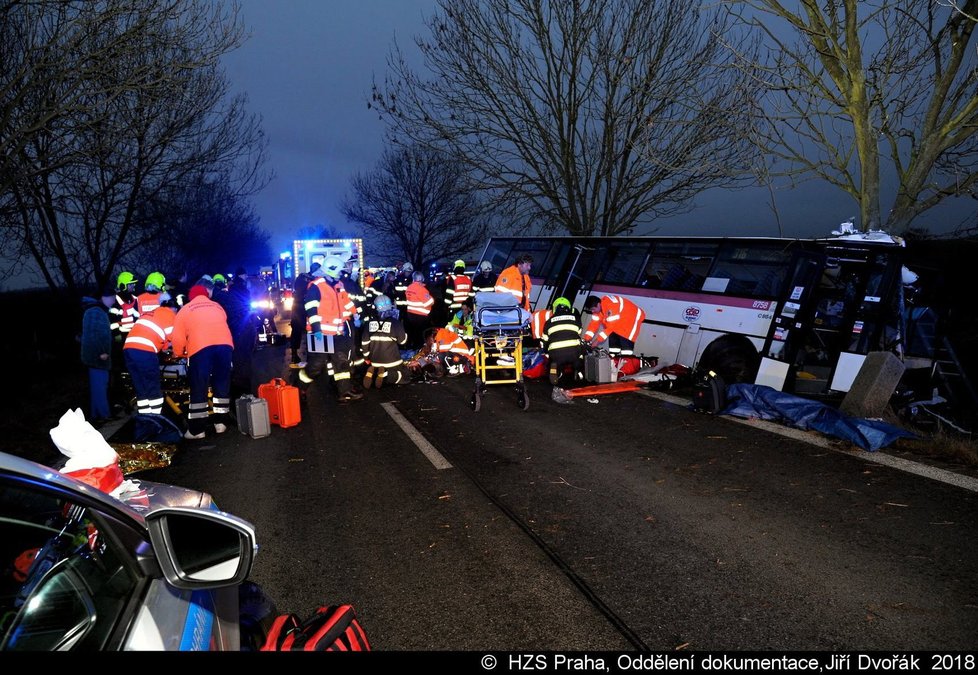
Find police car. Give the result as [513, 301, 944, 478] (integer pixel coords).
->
[0, 451, 271, 650]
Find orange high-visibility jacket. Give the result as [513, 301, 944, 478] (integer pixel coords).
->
[334, 280, 356, 321]
[123, 307, 176, 354]
[171, 296, 233, 358]
[494, 265, 532, 310]
[583, 295, 645, 344]
[406, 281, 434, 316]
[305, 277, 344, 336]
[136, 291, 162, 314]
[531, 308, 552, 340]
[433, 327, 473, 362]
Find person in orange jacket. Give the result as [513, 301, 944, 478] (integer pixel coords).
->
[582, 294, 646, 356]
[123, 305, 176, 416]
[494, 254, 533, 310]
[408, 327, 474, 379]
[170, 284, 234, 439]
[404, 270, 435, 349]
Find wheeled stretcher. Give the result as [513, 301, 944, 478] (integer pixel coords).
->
[470, 293, 532, 412]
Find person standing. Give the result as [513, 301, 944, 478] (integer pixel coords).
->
[582, 294, 646, 356]
[393, 262, 414, 316]
[404, 270, 435, 349]
[223, 272, 258, 397]
[541, 297, 584, 386]
[80, 290, 115, 424]
[109, 271, 140, 343]
[123, 305, 176, 416]
[494, 254, 533, 310]
[288, 263, 318, 365]
[295, 257, 362, 403]
[360, 295, 408, 389]
[170, 284, 234, 439]
[136, 272, 167, 314]
[444, 260, 473, 314]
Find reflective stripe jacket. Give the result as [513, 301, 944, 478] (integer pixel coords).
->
[583, 295, 645, 344]
[445, 273, 472, 310]
[136, 291, 162, 314]
[305, 277, 344, 336]
[109, 292, 139, 339]
[531, 309, 553, 340]
[405, 281, 434, 316]
[471, 271, 496, 295]
[433, 327, 473, 362]
[124, 307, 176, 354]
[494, 265, 531, 310]
[170, 296, 233, 358]
[542, 311, 583, 353]
[361, 316, 408, 368]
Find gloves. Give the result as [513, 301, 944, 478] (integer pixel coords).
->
[312, 329, 323, 339]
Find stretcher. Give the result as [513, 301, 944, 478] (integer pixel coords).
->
[470, 294, 531, 412]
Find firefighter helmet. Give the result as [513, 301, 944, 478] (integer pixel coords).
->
[116, 271, 136, 290]
[212, 273, 226, 287]
[454, 259, 466, 272]
[145, 272, 166, 291]
[552, 296, 572, 312]
[478, 260, 493, 273]
[401, 262, 414, 274]
[322, 256, 345, 279]
[374, 295, 393, 313]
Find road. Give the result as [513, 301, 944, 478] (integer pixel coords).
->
[133, 341, 978, 652]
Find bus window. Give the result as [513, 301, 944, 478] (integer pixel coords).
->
[480, 239, 516, 272]
[644, 242, 717, 291]
[600, 242, 652, 285]
[708, 243, 794, 297]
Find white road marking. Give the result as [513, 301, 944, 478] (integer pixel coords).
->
[381, 402, 453, 470]
[639, 390, 978, 494]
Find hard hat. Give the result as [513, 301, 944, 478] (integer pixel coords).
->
[116, 271, 135, 290]
[478, 261, 493, 273]
[374, 295, 393, 313]
[212, 273, 226, 285]
[322, 256, 345, 278]
[552, 297, 571, 311]
[412, 271, 425, 282]
[401, 262, 414, 274]
[454, 259, 466, 270]
[145, 272, 166, 291]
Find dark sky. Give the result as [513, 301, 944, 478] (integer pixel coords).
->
[222, 0, 973, 259]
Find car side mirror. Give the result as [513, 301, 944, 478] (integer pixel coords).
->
[145, 507, 257, 590]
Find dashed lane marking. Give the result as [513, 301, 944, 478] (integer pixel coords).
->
[639, 390, 978, 494]
[381, 402, 453, 470]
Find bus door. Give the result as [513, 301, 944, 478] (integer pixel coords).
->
[756, 250, 826, 392]
[529, 241, 571, 311]
[560, 244, 599, 311]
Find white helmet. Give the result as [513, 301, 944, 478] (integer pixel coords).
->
[478, 260, 493, 273]
[412, 271, 425, 283]
[401, 262, 414, 274]
[322, 256, 345, 279]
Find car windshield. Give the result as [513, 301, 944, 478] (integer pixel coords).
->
[0, 482, 138, 650]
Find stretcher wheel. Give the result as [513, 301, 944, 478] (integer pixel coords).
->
[518, 392, 529, 411]
[471, 391, 482, 412]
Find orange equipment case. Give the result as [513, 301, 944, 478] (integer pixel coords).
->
[258, 378, 302, 428]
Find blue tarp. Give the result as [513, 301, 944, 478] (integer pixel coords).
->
[719, 383, 917, 452]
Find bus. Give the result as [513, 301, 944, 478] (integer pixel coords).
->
[477, 231, 963, 407]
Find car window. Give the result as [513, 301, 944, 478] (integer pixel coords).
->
[0, 482, 139, 650]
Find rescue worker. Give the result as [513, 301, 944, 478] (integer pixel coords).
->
[448, 296, 475, 339]
[109, 271, 140, 343]
[471, 260, 496, 296]
[405, 270, 435, 349]
[445, 260, 473, 313]
[583, 294, 646, 356]
[530, 305, 553, 348]
[361, 295, 408, 389]
[541, 297, 584, 386]
[339, 261, 365, 372]
[289, 263, 318, 365]
[224, 271, 258, 398]
[170, 284, 234, 439]
[393, 262, 414, 316]
[408, 326, 474, 379]
[494, 254, 533, 311]
[123, 304, 176, 416]
[136, 272, 167, 313]
[367, 269, 396, 312]
[296, 257, 362, 403]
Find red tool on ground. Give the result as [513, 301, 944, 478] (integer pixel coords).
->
[562, 380, 642, 398]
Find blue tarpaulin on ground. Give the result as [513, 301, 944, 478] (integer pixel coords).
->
[720, 384, 917, 452]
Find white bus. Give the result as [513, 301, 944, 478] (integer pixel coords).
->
[477, 231, 937, 400]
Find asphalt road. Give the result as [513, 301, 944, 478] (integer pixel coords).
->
[133, 342, 978, 652]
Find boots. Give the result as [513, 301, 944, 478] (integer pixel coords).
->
[373, 367, 385, 389]
[363, 366, 375, 390]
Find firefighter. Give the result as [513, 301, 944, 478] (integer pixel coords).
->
[583, 294, 646, 356]
[109, 271, 140, 343]
[471, 260, 496, 295]
[339, 261, 365, 372]
[136, 272, 167, 313]
[123, 304, 176, 416]
[445, 260, 473, 313]
[288, 263, 318, 365]
[393, 262, 413, 315]
[170, 284, 234, 439]
[361, 295, 408, 389]
[494, 254, 533, 310]
[408, 327, 474, 380]
[404, 270, 434, 349]
[541, 297, 584, 386]
[295, 257, 362, 403]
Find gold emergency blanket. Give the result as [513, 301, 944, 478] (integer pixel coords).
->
[109, 442, 177, 475]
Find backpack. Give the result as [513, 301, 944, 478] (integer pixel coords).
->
[260, 605, 371, 651]
[691, 369, 727, 414]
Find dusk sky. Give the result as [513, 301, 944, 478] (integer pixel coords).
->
[222, 0, 975, 260]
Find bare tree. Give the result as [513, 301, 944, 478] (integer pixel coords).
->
[731, 0, 978, 233]
[0, 0, 269, 294]
[370, 0, 760, 237]
[341, 145, 488, 268]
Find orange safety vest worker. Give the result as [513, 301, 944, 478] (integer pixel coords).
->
[305, 277, 344, 336]
[531, 308, 552, 341]
[583, 295, 646, 345]
[123, 306, 177, 416]
[170, 295, 233, 358]
[405, 280, 435, 316]
[123, 307, 176, 354]
[494, 263, 532, 310]
[432, 327, 474, 363]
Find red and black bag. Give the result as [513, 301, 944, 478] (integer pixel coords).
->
[261, 605, 371, 651]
